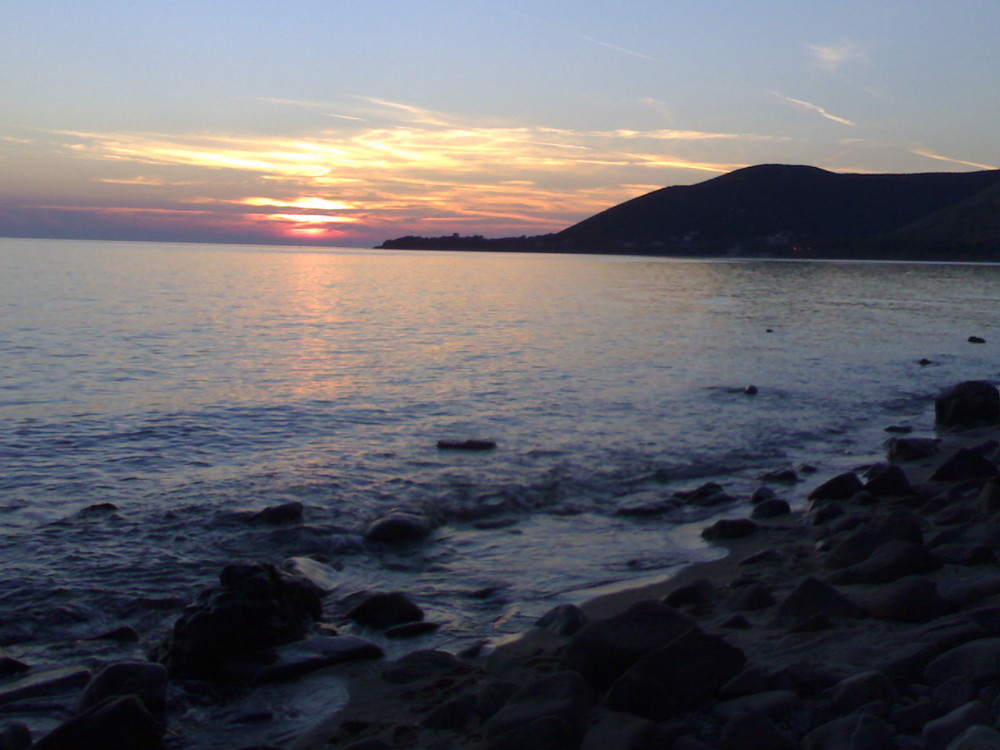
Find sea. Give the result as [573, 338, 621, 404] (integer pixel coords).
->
[1, 237, 998, 747]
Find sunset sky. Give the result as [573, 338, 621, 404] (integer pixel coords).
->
[2, 1, 999, 248]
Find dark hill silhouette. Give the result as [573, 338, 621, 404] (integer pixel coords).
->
[378, 164, 1000, 259]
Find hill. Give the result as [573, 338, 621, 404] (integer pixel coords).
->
[378, 164, 1000, 259]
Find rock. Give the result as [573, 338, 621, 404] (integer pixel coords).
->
[384, 621, 440, 639]
[0, 667, 92, 706]
[561, 600, 696, 689]
[802, 713, 895, 750]
[739, 547, 784, 565]
[713, 690, 802, 721]
[885, 424, 913, 433]
[826, 540, 940, 585]
[945, 725, 1000, 750]
[720, 666, 770, 698]
[864, 464, 914, 496]
[749, 486, 777, 504]
[535, 604, 588, 637]
[830, 671, 898, 715]
[252, 500, 303, 524]
[719, 709, 796, 750]
[930, 449, 999, 482]
[663, 578, 715, 607]
[281, 556, 340, 594]
[744, 384, 759, 395]
[935, 381, 1000, 428]
[811, 502, 846, 525]
[580, 711, 674, 750]
[31, 695, 164, 750]
[879, 621, 989, 686]
[676, 482, 735, 507]
[824, 509, 925, 569]
[0, 722, 31, 750]
[364, 508, 440, 543]
[484, 671, 594, 744]
[751, 498, 791, 519]
[254, 635, 383, 682]
[614, 495, 679, 517]
[420, 694, 478, 730]
[771, 577, 862, 624]
[759, 468, 799, 482]
[0, 653, 30, 677]
[885, 436, 941, 462]
[77, 662, 168, 714]
[867, 577, 953, 623]
[483, 716, 575, 750]
[604, 628, 746, 720]
[978, 480, 1000, 513]
[382, 649, 467, 684]
[925, 638, 1000, 685]
[85, 626, 139, 642]
[726, 583, 776, 612]
[346, 591, 423, 631]
[476, 679, 522, 721]
[968, 336, 987, 344]
[702, 518, 760, 540]
[923, 700, 993, 750]
[809, 472, 865, 502]
[437, 439, 496, 450]
[149, 561, 322, 680]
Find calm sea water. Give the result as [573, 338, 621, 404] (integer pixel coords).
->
[1, 238, 998, 746]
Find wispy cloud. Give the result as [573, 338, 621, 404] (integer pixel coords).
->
[577, 34, 659, 63]
[772, 92, 855, 126]
[808, 41, 868, 73]
[909, 147, 997, 171]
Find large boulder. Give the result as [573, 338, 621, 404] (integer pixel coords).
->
[826, 540, 940, 585]
[31, 695, 164, 750]
[149, 561, 322, 680]
[484, 671, 595, 746]
[345, 591, 423, 631]
[935, 381, 1000, 428]
[364, 507, 441, 543]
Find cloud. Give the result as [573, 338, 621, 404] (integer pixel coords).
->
[577, 34, 659, 63]
[908, 147, 997, 171]
[808, 41, 868, 72]
[772, 92, 855, 126]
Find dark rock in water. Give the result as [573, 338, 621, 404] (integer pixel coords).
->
[702, 518, 760, 540]
[826, 540, 940, 585]
[749, 486, 777, 504]
[867, 577, 953, 623]
[919, 358, 934, 366]
[77, 662, 168, 714]
[364, 507, 440, 543]
[758, 468, 799, 483]
[384, 621, 440, 639]
[561, 600, 695, 689]
[930, 448, 999, 482]
[32, 695, 164, 750]
[604, 628, 746, 720]
[382, 649, 467, 685]
[85, 626, 139, 642]
[808, 472, 864, 502]
[771, 577, 862, 624]
[863, 464, 913, 496]
[535, 604, 588, 637]
[0, 666, 92, 706]
[346, 591, 423, 631]
[437, 439, 497, 450]
[0, 652, 30, 677]
[80, 502, 118, 514]
[252, 500, 303, 525]
[884, 424, 913, 433]
[675, 482, 734, 507]
[0, 722, 30, 750]
[254, 635, 383, 683]
[484, 671, 594, 745]
[614, 495, 679, 517]
[802, 713, 894, 750]
[744, 384, 758, 395]
[149, 561, 322, 680]
[751, 498, 790, 519]
[968, 336, 987, 344]
[935, 381, 1000, 427]
[885, 436, 941, 461]
[281, 556, 339, 594]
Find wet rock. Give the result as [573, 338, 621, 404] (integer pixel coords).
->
[771, 577, 862, 624]
[864, 464, 914, 496]
[664, 578, 715, 607]
[726, 583, 776, 612]
[925, 638, 1000, 685]
[824, 512, 925, 570]
[702, 518, 760, 540]
[935, 381, 1000, 428]
[535, 603, 588, 637]
[886, 436, 941, 462]
[826, 540, 940, 585]
[968, 336, 987, 344]
[0, 722, 30, 750]
[923, 700, 992, 750]
[867, 576, 953, 623]
[801, 713, 894, 750]
[930, 449, 999, 482]
[809, 472, 865, 502]
[364, 507, 440, 543]
[0, 652, 29, 677]
[345, 591, 423, 631]
[945, 725, 1000, 750]
[581, 711, 674, 750]
[0, 666, 92, 706]
[254, 635, 383, 682]
[830, 671, 898, 715]
[77, 662, 168, 714]
[32, 695, 164, 750]
[382, 649, 467, 684]
[252, 500, 303, 524]
[759, 468, 799, 482]
[384, 621, 440, 639]
[713, 690, 802, 721]
[561, 600, 695, 689]
[749, 486, 777, 504]
[744, 384, 759, 395]
[484, 671, 594, 745]
[676, 482, 735, 507]
[85, 625, 139, 642]
[751, 498, 791, 519]
[604, 628, 746, 720]
[281, 556, 340, 594]
[719, 709, 796, 750]
[437, 439, 496, 450]
[420, 694, 478, 730]
[149, 561, 322, 680]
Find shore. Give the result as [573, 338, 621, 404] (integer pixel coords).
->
[288, 387, 1000, 750]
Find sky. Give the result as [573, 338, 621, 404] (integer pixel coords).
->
[2, 0, 999, 248]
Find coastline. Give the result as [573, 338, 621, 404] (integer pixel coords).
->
[289, 393, 1000, 750]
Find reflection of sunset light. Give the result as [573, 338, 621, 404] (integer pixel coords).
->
[243, 196, 355, 210]
[267, 213, 356, 224]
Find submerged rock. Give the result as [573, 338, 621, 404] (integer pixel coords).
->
[345, 591, 424, 631]
[364, 507, 441, 543]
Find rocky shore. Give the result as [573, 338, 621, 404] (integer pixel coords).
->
[3, 380, 1000, 749]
